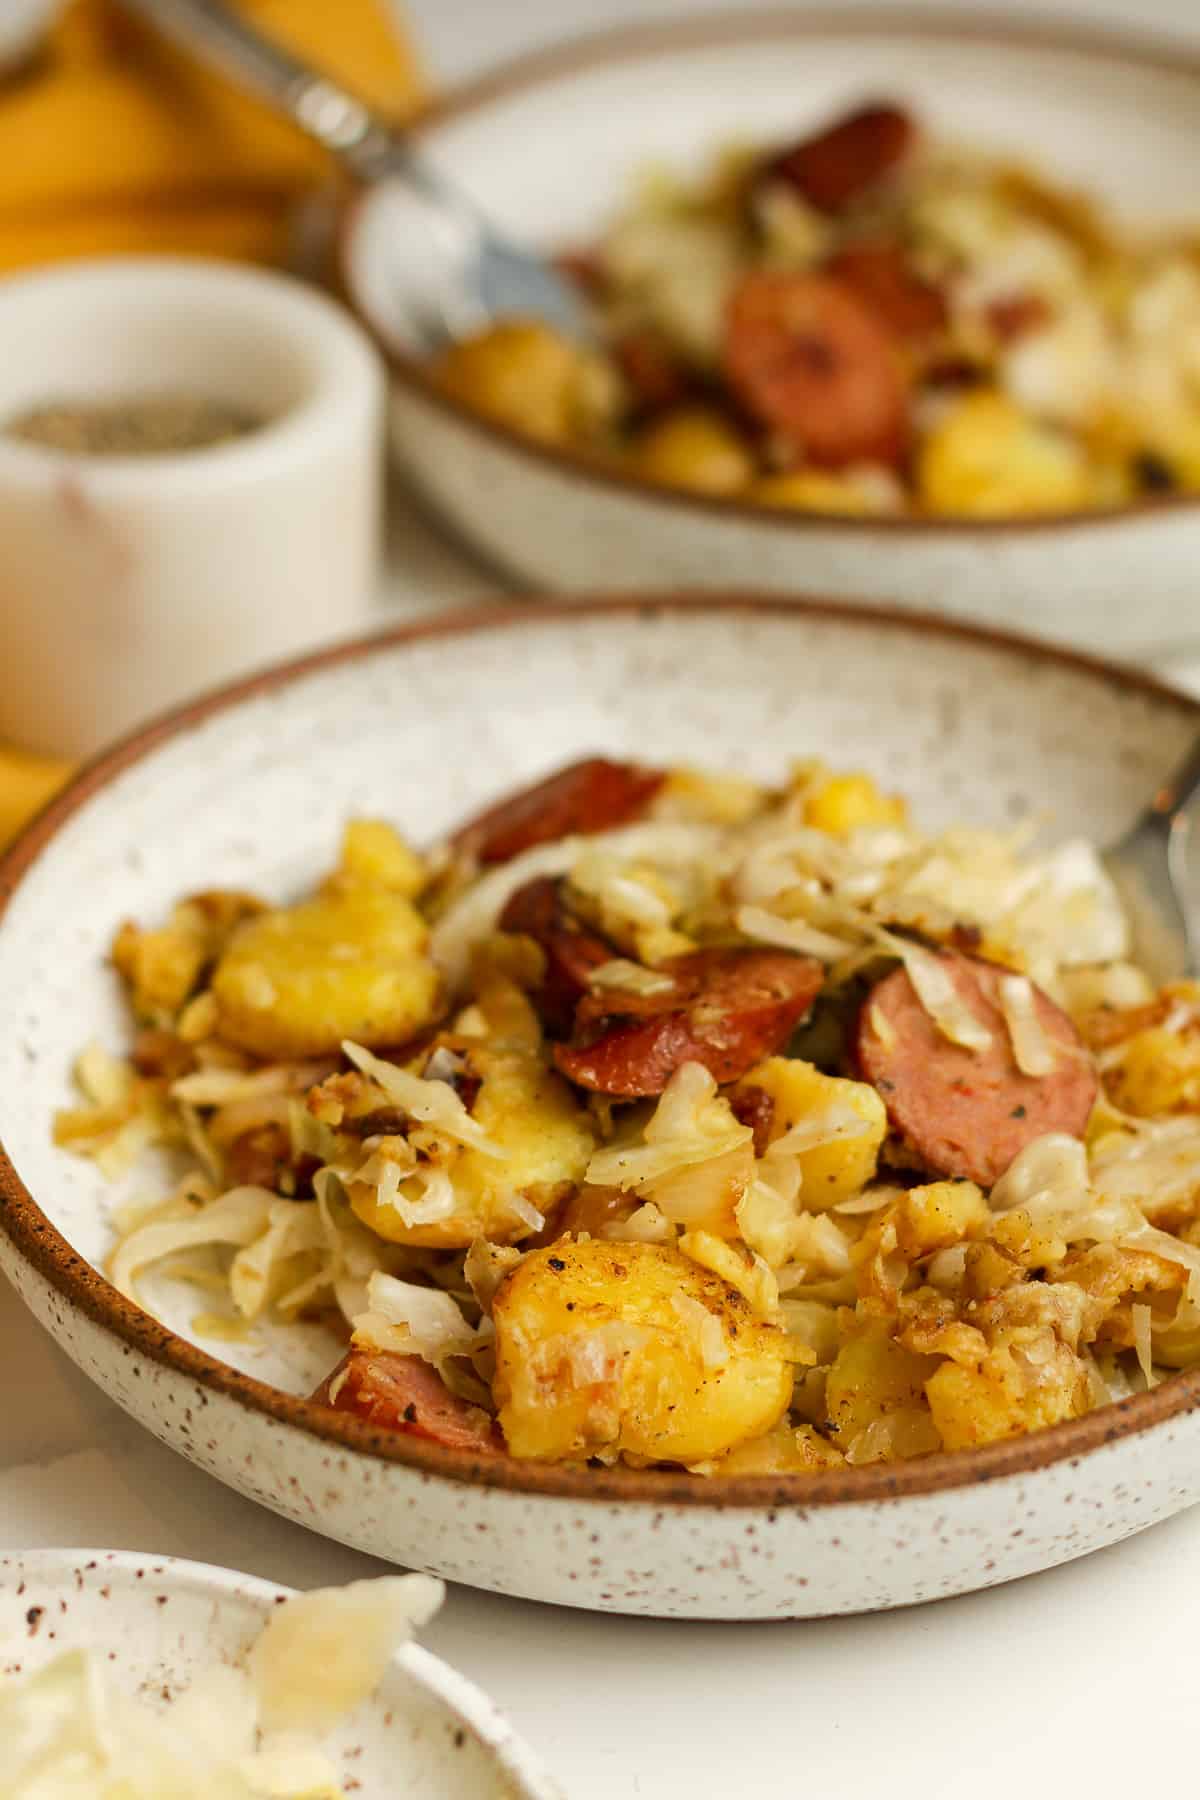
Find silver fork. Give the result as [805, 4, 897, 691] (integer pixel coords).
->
[1101, 736, 1200, 982]
[121, 0, 590, 352]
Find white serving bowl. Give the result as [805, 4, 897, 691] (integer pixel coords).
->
[0, 595, 1198, 1621]
[0, 258, 385, 758]
[344, 11, 1200, 662]
[0, 1549, 560, 1798]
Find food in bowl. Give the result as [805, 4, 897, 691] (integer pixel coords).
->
[56, 754, 1200, 1474]
[431, 101, 1200, 518]
[1, 1572, 442, 1798]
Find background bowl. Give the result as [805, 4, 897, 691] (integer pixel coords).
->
[344, 10, 1200, 662]
[0, 1549, 560, 1798]
[1, 595, 1199, 1621]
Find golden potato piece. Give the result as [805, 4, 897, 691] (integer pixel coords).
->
[350, 1044, 594, 1249]
[1103, 1024, 1200, 1118]
[804, 771, 907, 837]
[826, 1327, 942, 1463]
[492, 1239, 793, 1464]
[709, 1421, 845, 1475]
[212, 888, 439, 1059]
[926, 1332, 1089, 1450]
[112, 915, 206, 1019]
[917, 389, 1090, 518]
[893, 1180, 989, 1257]
[751, 470, 876, 515]
[333, 818, 426, 898]
[735, 1057, 887, 1210]
[631, 408, 755, 495]
[435, 320, 606, 445]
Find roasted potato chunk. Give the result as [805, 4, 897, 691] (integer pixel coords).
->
[735, 1057, 887, 1210]
[212, 888, 439, 1059]
[350, 1044, 595, 1249]
[631, 407, 755, 495]
[435, 320, 614, 444]
[825, 1326, 942, 1462]
[333, 818, 427, 898]
[917, 390, 1090, 517]
[803, 771, 906, 836]
[492, 1239, 793, 1463]
[926, 1330, 1090, 1450]
[708, 1421, 845, 1474]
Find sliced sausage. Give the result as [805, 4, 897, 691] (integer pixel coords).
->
[985, 292, 1051, 343]
[827, 241, 947, 344]
[614, 328, 695, 416]
[555, 947, 824, 1096]
[313, 1349, 500, 1453]
[451, 757, 666, 866]
[730, 1083, 777, 1157]
[723, 271, 909, 467]
[499, 875, 614, 1038]
[766, 103, 916, 214]
[555, 247, 608, 298]
[855, 950, 1098, 1188]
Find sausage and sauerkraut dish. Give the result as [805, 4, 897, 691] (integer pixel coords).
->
[433, 102, 1200, 519]
[56, 756, 1200, 1475]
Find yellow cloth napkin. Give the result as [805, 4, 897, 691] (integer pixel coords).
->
[0, 0, 424, 845]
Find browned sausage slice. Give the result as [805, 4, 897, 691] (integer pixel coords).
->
[555, 948, 824, 1096]
[313, 1349, 500, 1453]
[855, 951, 1098, 1187]
[767, 104, 916, 213]
[827, 241, 947, 344]
[451, 757, 666, 866]
[614, 328, 695, 416]
[499, 875, 614, 1038]
[724, 272, 909, 468]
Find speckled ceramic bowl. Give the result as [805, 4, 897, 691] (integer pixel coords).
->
[0, 1548, 560, 1796]
[343, 10, 1200, 662]
[1, 597, 1200, 1621]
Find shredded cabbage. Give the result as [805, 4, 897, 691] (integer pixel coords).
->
[997, 972, 1057, 1076]
[351, 1269, 483, 1365]
[881, 934, 992, 1052]
[341, 1041, 501, 1157]
[429, 821, 723, 989]
[586, 1062, 751, 1191]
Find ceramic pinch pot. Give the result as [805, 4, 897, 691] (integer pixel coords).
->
[0, 257, 385, 758]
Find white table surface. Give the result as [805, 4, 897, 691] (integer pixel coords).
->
[9, 5, 1200, 1796]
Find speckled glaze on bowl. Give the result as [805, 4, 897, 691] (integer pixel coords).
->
[2, 596, 1200, 1622]
[344, 10, 1200, 661]
[0, 1548, 561, 1797]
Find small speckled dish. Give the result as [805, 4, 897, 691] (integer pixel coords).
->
[0, 1548, 560, 1797]
[1, 596, 1200, 1621]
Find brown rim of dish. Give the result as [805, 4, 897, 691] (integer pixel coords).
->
[3, 593, 1200, 1509]
[345, 4, 1200, 539]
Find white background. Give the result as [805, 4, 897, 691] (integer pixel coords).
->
[7, 4, 1200, 1797]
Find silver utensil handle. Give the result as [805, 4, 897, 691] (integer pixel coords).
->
[121, 0, 413, 182]
[1149, 735, 1200, 824]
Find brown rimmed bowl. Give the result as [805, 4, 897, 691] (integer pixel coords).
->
[1, 594, 1198, 1619]
[342, 9, 1200, 663]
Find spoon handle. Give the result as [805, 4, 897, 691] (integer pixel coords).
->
[1147, 734, 1200, 825]
[121, 0, 416, 183]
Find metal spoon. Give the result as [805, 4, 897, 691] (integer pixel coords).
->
[120, 0, 590, 352]
[1102, 736, 1200, 981]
